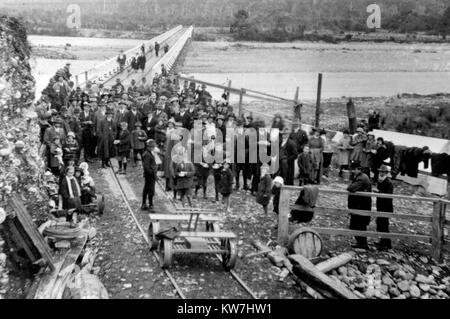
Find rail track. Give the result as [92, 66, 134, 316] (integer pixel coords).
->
[108, 166, 258, 299]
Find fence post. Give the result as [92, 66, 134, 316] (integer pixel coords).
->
[315, 73, 322, 128]
[226, 80, 232, 103]
[75, 75, 79, 88]
[238, 88, 244, 117]
[431, 201, 445, 262]
[278, 187, 291, 246]
[84, 71, 88, 85]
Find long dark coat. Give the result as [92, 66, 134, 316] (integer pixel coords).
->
[256, 174, 272, 206]
[173, 162, 195, 190]
[376, 177, 394, 213]
[218, 168, 233, 195]
[347, 172, 372, 211]
[279, 139, 298, 185]
[97, 119, 117, 159]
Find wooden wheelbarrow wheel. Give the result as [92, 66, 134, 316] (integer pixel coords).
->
[287, 227, 323, 259]
[147, 222, 160, 251]
[205, 222, 220, 232]
[97, 194, 105, 215]
[221, 239, 237, 271]
[159, 238, 173, 269]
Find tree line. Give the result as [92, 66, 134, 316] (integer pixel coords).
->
[0, 0, 449, 40]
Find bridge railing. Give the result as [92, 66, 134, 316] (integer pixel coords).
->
[74, 25, 183, 88]
[147, 26, 193, 80]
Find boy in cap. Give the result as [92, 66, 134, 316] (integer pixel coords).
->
[131, 121, 148, 166]
[114, 122, 131, 175]
[375, 165, 394, 250]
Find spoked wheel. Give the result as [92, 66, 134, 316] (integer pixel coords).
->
[147, 222, 160, 251]
[159, 239, 173, 269]
[97, 194, 105, 215]
[206, 222, 220, 232]
[221, 239, 237, 271]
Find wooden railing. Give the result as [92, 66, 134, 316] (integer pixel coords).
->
[74, 25, 183, 88]
[278, 185, 450, 261]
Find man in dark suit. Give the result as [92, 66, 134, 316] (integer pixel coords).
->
[178, 104, 192, 130]
[125, 103, 143, 132]
[279, 128, 298, 186]
[375, 165, 394, 250]
[142, 139, 158, 211]
[347, 162, 372, 249]
[290, 124, 309, 153]
[143, 109, 158, 140]
[79, 103, 96, 162]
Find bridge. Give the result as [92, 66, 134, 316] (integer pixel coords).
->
[73, 25, 193, 89]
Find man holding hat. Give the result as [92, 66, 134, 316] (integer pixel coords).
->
[347, 161, 372, 249]
[79, 103, 96, 162]
[375, 165, 394, 250]
[142, 139, 158, 211]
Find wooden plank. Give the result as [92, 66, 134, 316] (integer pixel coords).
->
[278, 188, 291, 246]
[281, 185, 443, 203]
[178, 231, 236, 239]
[294, 205, 433, 223]
[289, 254, 359, 299]
[10, 196, 55, 270]
[149, 214, 222, 222]
[310, 227, 431, 242]
[431, 202, 446, 262]
[315, 252, 354, 273]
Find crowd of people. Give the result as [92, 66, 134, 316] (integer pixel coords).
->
[37, 57, 426, 250]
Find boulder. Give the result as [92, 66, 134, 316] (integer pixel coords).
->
[419, 283, 430, 292]
[409, 285, 421, 298]
[389, 287, 400, 297]
[398, 280, 410, 292]
[382, 276, 395, 287]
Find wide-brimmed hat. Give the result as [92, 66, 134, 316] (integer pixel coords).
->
[356, 127, 365, 133]
[350, 161, 362, 170]
[378, 165, 391, 173]
[273, 176, 284, 185]
[146, 139, 156, 147]
[67, 132, 76, 138]
[167, 118, 176, 126]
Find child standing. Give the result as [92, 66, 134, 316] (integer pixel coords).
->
[130, 121, 148, 166]
[338, 129, 353, 177]
[218, 161, 233, 213]
[62, 132, 80, 165]
[297, 146, 313, 186]
[173, 151, 195, 207]
[256, 164, 272, 215]
[271, 176, 284, 215]
[115, 122, 131, 175]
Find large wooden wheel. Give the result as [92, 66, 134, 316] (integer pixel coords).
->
[147, 222, 160, 251]
[159, 239, 173, 269]
[221, 239, 237, 271]
[288, 227, 323, 259]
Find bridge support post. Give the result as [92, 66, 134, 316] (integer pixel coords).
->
[315, 73, 322, 128]
[238, 88, 244, 117]
[431, 201, 446, 262]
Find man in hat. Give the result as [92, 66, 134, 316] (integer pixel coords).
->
[290, 123, 309, 154]
[131, 121, 148, 166]
[279, 127, 298, 186]
[375, 165, 394, 250]
[97, 109, 117, 168]
[44, 117, 67, 148]
[112, 78, 125, 98]
[126, 102, 143, 132]
[154, 42, 160, 57]
[178, 103, 192, 130]
[142, 139, 158, 211]
[347, 161, 372, 249]
[79, 103, 96, 162]
[117, 50, 126, 72]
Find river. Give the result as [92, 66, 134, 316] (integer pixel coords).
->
[30, 36, 450, 101]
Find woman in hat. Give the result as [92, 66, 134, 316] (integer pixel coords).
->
[62, 131, 80, 165]
[350, 127, 367, 165]
[337, 129, 353, 177]
[271, 114, 285, 131]
[308, 128, 324, 184]
[256, 164, 273, 215]
[361, 132, 377, 179]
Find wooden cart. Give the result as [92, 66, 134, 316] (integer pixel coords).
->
[148, 208, 238, 270]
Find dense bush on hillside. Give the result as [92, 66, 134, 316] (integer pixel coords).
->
[1, 0, 450, 40]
